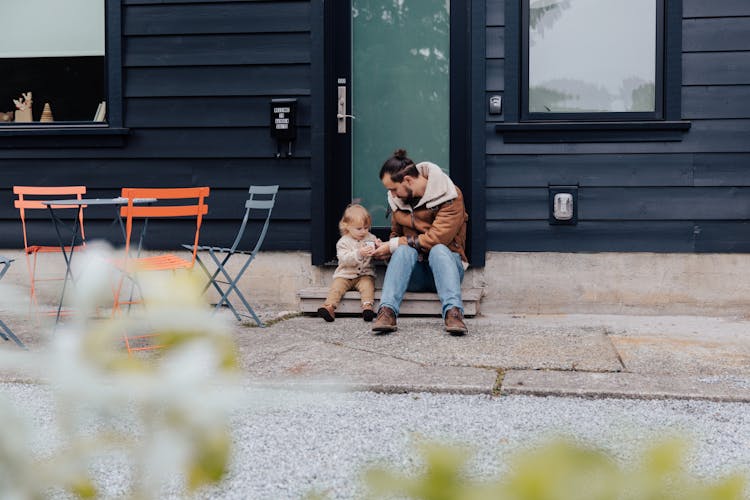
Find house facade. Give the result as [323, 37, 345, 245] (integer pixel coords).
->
[1, 0, 749, 313]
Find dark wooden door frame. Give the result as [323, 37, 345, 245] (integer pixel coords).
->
[311, 0, 486, 266]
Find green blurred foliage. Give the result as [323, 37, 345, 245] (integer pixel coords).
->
[363, 438, 746, 500]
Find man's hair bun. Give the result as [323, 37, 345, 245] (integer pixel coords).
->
[393, 148, 408, 159]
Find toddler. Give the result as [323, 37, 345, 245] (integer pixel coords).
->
[318, 204, 380, 322]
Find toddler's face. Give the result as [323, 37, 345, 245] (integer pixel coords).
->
[349, 225, 369, 241]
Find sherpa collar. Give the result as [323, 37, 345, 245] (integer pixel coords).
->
[387, 161, 457, 212]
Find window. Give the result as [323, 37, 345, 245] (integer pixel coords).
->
[523, 0, 662, 120]
[0, 0, 106, 124]
[497, 0, 689, 142]
[0, 0, 125, 144]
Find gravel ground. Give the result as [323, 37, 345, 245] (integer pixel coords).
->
[1, 383, 749, 499]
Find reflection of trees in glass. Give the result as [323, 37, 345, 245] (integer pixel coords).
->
[532, 78, 610, 112]
[352, 0, 450, 226]
[532, 76, 655, 113]
[529, 0, 571, 43]
[621, 78, 655, 112]
[529, 86, 571, 112]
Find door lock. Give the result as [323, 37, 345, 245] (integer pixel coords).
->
[337, 85, 356, 133]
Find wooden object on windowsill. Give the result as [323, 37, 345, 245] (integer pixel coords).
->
[40, 105, 53, 122]
[14, 108, 32, 122]
[40, 103, 54, 122]
[13, 92, 33, 122]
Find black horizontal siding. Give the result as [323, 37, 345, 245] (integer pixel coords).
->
[683, 52, 750, 85]
[125, 33, 311, 66]
[487, 154, 695, 187]
[683, 86, 750, 119]
[0, 219, 309, 251]
[0, 186, 308, 221]
[124, 2, 310, 35]
[126, 96, 311, 128]
[486, 0, 505, 26]
[683, 17, 750, 52]
[487, 221, 697, 252]
[0, 0, 313, 253]
[486, 27, 505, 58]
[487, 187, 750, 220]
[125, 65, 311, 97]
[0, 129, 311, 159]
[487, 120, 750, 154]
[684, 0, 750, 18]
[489, 220, 750, 253]
[485, 0, 750, 252]
[486, 60, 504, 91]
[0, 158, 311, 188]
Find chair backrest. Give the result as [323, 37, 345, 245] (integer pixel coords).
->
[229, 185, 279, 254]
[13, 186, 87, 250]
[120, 187, 210, 262]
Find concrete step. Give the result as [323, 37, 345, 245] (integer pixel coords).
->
[297, 287, 484, 316]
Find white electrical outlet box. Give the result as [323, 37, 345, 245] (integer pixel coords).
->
[548, 186, 578, 225]
[553, 193, 574, 220]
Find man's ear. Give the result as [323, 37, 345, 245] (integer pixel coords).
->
[402, 175, 414, 187]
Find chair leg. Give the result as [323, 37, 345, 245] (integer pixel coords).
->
[201, 251, 244, 322]
[26, 252, 39, 313]
[0, 319, 26, 349]
[196, 253, 232, 302]
[195, 250, 263, 325]
[0, 260, 27, 349]
[212, 253, 264, 327]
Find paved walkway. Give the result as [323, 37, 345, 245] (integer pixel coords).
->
[3, 307, 750, 402]
[233, 312, 750, 402]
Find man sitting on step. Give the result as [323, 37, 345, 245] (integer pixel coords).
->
[370, 148, 469, 335]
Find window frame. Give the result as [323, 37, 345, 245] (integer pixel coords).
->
[497, 0, 689, 143]
[521, 0, 665, 122]
[0, 0, 127, 147]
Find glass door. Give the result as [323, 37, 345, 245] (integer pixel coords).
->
[347, 0, 451, 228]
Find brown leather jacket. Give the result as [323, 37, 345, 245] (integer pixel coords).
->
[389, 185, 469, 266]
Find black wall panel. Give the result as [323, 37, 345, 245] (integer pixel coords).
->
[485, 0, 750, 252]
[0, 0, 312, 251]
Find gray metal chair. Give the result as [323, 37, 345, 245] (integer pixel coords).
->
[0, 257, 26, 349]
[183, 185, 278, 326]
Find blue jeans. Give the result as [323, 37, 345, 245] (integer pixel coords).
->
[379, 244, 465, 318]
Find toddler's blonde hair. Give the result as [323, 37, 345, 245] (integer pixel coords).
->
[339, 204, 372, 236]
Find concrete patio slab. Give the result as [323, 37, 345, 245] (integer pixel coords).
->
[240, 340, 498, 394]
[502, 369, 750, 403]
[259, 316, 623, 372]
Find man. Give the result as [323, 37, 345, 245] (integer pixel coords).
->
[370, 149, 469, 335]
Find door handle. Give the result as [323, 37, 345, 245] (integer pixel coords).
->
[337, 85, 355, 133]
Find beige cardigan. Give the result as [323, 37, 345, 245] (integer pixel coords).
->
[332, 233, 378, 280]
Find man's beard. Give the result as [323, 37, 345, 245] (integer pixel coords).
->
[400, 187, 420, 206]
[404, 188, 421, 207]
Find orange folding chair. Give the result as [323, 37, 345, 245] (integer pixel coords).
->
[13, 186, 87, 316]
[112, 187, 209, 353]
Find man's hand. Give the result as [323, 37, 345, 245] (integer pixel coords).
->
[371, 243, 391, 260]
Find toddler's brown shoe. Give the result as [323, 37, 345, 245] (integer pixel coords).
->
[317, 304, 335, 322]
[362, 302, 375, 322]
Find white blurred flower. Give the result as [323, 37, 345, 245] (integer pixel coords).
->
[0, 245, 242, 499]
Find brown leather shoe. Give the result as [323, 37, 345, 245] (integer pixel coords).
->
[317, 304, 335, 322]
[372, 306, 397, 333]
[444, 307, 467, 335]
